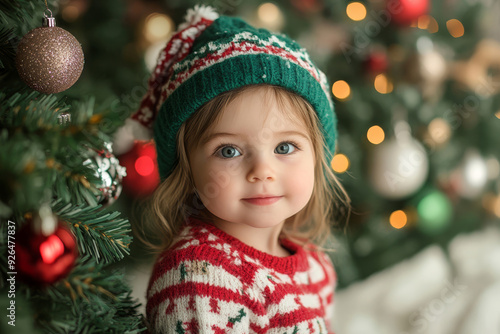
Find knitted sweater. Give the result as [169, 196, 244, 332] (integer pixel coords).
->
[146, 218, 336, 333]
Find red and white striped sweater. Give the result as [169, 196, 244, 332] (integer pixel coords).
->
[146, 218, 336, 333]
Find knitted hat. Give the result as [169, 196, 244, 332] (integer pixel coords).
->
[131, 5, 336, 180]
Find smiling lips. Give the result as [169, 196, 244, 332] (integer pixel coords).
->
[242, 196, 283, 206]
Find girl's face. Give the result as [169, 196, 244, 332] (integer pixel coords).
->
[188, 87, 315, 235]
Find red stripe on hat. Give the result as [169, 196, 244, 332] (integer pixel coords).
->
[165, 41, 321, 97]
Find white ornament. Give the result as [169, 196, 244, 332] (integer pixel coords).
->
[369, 135, 429, 199]
[454, 149, 488, 199]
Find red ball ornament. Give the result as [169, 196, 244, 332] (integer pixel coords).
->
[364, 51, 388, 74]
[291, 0, 323, 14]
[388, 0, 429, 26]
[16, 218, 77, 286]
[119, 141, 160, 197]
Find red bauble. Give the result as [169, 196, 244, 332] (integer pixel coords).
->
[388, 0, 429, 26]
[119, 141, 160, 197]
[16, 221, 77, 286]
[291, 0, 323, 14]
[364, 51, 388, 74]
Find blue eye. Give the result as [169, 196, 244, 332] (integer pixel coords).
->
[218, 146, 241, 158]
[275, 142, 296, 154]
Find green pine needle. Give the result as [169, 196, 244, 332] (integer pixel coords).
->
[53, 200, 132, 264]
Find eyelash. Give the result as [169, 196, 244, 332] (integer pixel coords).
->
[212, 140, 302, 158]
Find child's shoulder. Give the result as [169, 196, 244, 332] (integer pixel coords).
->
[147, 221, 252, 296]
[152, 221, 246, 272]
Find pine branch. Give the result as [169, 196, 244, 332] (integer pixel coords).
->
[52, 201, 132, 264]
[0, 91, 67, 129]
[0, 0, 46, 31]
[0, 27, 17, 71]
[30, 256, 146, 333]
[1, 92, 130, 215]
[0, 129, 55, 217]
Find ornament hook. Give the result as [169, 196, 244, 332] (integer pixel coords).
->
[44, 8, 53, 18]
[42, 1, 55, 27]
[58, 112, 72, 125]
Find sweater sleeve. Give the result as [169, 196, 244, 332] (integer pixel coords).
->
[146, 249, 265, 333]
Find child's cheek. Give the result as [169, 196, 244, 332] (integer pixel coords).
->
[287, 158, 315, 204]
[198, 160, 241, 204]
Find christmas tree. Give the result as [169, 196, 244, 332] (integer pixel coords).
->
[0, 0, 146, 332]
[2, 0, 499, 332]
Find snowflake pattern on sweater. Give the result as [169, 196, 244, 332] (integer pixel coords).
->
[146, 218, 336, 333]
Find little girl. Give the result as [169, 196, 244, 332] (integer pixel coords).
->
[131, 5, 347, 333]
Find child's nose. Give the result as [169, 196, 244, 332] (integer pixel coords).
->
[246, 154, 276, 183]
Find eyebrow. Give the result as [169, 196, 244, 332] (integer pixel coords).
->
[202, 130, 310, 145]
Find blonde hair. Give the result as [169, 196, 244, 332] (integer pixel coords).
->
[137, 84, 350, 252]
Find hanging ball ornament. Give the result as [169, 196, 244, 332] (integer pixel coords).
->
[364, 50, 389, 75]
[119, 140, 160, 197]
[83, 143, 127, 207]
[368, 125, 429, 199]
[15, 13, 84, 94]
[388, 0, 429, 26]
[16, 205, 78, 286]
[416, 189, 452, 235]
[450, 149, 489, 199]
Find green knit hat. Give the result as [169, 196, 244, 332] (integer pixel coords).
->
[132, 5, 336, 180]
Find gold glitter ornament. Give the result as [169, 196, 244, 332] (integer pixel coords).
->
[16, 16, 84, 94]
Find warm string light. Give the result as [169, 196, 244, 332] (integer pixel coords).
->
[367, 125, 385, 144]
[390, 210, 407, 229]
[492, 196, 500, 218]
[417, 15, 439, 33]
[446, 19, 464, 38]
[346, 2, 367, 21]
[257, 3, 284, 30]
[482, 193, 500, 218]
[428, 118, 451, 146]
[495, 111, 500, 119]
[331, 153, 350, 173]
[332, 80, 351, 100]
[62, 5, 81, 22]
[374, 74, 393, 94]
[144, 13, 174, 44]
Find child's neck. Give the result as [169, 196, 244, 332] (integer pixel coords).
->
[212, 218, 291, 257]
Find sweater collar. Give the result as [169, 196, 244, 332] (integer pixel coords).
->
[186, 217, 310, 274]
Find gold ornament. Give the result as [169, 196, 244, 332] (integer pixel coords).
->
[16, 16, 84, 94]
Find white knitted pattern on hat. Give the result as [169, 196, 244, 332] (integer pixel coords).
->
[178, 5, 219, 31]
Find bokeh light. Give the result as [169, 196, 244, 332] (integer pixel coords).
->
[418, 15, 439, 33]
[135, 155, 155, 176]
[144, 13, 174, 44]
[428, 118, 451, 145]
[374, 74, 393, 94]
[332, 80, 351, 100]
[417, 191, 452, 235]
[257, 2, 284, 30]
[390, 210, 407, 229]
[346, 2, 367, 21]
[367, 125, 385, 144]
[446, 19, 464, 38]
[62, 5, 81, 22]
[331, 153, 350, 173]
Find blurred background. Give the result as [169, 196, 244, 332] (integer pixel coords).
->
[1, 0, 500, 333]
